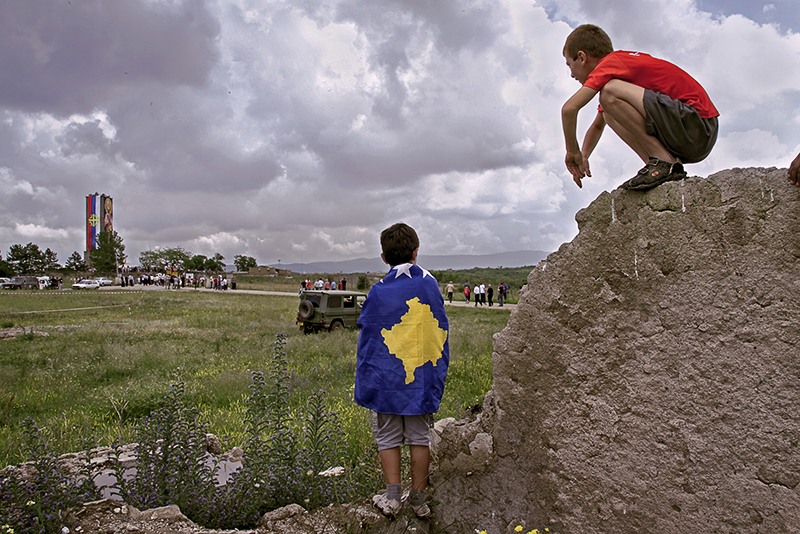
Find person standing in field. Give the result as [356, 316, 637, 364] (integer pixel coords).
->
[355, 223, 449, 519]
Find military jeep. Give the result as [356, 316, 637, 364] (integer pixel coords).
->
[296, 290, 367, 333]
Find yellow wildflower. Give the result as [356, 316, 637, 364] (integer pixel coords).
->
[515, 527, 523, 532]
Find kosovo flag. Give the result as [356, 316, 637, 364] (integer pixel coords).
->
[355, 263, 449, 415]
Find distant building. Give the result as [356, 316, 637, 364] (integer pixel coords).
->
[85, 193, 113, 260]
[249, 266, 279, 276]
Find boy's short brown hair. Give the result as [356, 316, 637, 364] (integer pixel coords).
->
[380, 223, 419, 267]
[563, 24, 613, 60]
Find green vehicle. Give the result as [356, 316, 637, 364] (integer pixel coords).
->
[296, 290, 367, 333]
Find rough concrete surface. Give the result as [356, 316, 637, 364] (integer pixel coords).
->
[433, 168, 800, 533]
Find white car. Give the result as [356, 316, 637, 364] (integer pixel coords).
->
[72, 279, 100, 290]
[93, 277, 114, 286]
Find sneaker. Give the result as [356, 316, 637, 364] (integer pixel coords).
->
[372, 493, 401, 517]
[410, 502, 431, 518]
[621, 158, 686, 191]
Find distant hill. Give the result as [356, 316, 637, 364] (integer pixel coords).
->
[271, 250, 550, 274]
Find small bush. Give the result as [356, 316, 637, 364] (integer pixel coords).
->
[106, 333, 381, 529]
[0, 418, 99, 534]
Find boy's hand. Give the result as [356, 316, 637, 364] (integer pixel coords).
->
[789, 152, 800, 185]
[565, 151, 590, 188]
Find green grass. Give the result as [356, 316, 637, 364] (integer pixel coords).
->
[0, 290, 507, 467]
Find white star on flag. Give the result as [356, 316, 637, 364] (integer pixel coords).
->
[393, 263, 414, 278]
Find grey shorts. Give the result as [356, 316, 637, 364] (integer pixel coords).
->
[372, 412, 433, 450]
[643, 88, 719, 164]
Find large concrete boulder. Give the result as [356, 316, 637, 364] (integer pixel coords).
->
[433, 167, 800, 533]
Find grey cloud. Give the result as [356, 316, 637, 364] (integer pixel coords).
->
[329, 0, 523, 124]
[242, 0, 536, 188]
[2, 0, 797, 267]
[334, 0, 514, 53]
[0, 0, 219, 113]
[57, 121, 118, 159]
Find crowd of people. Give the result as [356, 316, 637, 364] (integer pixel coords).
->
[300, 277, 348, 292]
[115, 272, 236, 290]
[442, 280, 510, 307]
[296, 275, 512, 307]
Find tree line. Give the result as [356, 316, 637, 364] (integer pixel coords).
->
[1, 230, 259, 277]
[138, 247, 257, 273]
[0, 230, 126, 277]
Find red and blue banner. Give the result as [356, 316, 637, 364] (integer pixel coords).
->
[86, 194, 113, 251]
[86, 194, 100, 251]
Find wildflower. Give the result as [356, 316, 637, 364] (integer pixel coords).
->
[318, 466, 345, 477]
[26, 500, 36, 506]
[515, 527, 523, 533]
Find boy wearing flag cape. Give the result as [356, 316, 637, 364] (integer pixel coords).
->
[355, 223, 449, 519]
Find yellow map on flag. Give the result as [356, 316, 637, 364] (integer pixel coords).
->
[381, 297, 449, 384]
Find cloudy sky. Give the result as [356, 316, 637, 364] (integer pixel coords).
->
[1, 0, 799, 268]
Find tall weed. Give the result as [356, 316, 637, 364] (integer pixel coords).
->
[0, 419, 99, 534]
[104, 334, 380, 529]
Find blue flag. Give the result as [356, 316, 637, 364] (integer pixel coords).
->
[355, 263, 449, 415]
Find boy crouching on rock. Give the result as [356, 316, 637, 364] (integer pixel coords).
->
[354, 223, 449, 519]
[561, 24, 719, 190]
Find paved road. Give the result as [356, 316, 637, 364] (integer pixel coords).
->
[103, 285, 517, 310]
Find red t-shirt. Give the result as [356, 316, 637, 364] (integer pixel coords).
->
[584, 50, 719, 118]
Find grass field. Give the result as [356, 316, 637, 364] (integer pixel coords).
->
[0, 289, 509, 468]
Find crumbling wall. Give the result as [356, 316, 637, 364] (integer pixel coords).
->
[433, 168, 800, 534]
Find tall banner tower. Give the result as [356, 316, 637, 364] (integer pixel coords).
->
[86, 193, 113, 255]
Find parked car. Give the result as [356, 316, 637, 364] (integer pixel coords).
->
[2, 276, 41, 290]
[72, 279, 100, 290]
[296, 290, 367, 333]
[93, 277, 114, 286]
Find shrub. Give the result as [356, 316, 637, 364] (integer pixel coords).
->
[0, 333, 385, 530]
[108, 333, 381, 529]
[0, 418, 99, 534]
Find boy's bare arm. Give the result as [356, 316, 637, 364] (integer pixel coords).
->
[582, 112, 605, 161]
[562, 86, 599, 187]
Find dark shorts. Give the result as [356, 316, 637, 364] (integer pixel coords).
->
[643, 89, 719, 164]
[372, 412, 433, 450]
